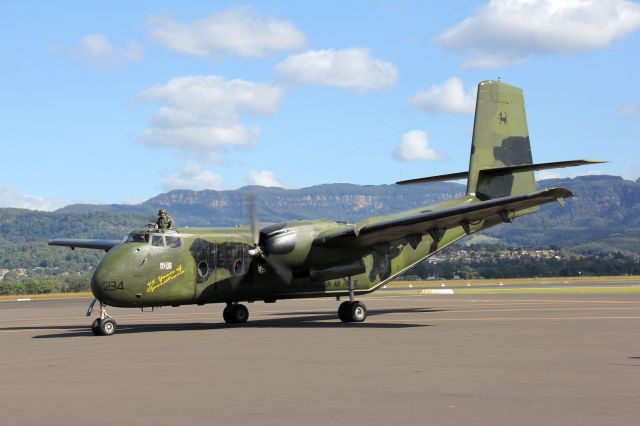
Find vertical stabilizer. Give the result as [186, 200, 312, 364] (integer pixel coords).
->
[467, 80, 535, 200]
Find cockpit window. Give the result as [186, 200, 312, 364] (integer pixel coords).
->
[127, 233, 150, 243]
[165, 235, 182, 248]
[151, 235, 164, 247]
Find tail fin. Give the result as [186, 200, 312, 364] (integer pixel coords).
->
[467, 80, 534, 200]
[395, 80, 605, 191]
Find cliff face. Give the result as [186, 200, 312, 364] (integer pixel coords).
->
[136, 183, 466, 226]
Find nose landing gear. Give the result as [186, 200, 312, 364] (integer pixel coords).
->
[88, 299, 117, 336]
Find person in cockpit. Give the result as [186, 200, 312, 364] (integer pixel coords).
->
[155, 209, 175, 230]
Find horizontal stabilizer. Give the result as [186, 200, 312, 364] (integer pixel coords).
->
[396, 171, 468, 185]
[48, 238, 121, 251]
[396, 160, 606, 185]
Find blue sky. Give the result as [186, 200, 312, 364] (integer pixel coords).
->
[2, 0, 639, 210]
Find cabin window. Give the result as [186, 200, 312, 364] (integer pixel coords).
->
[127, 233, 150, 243]
[198, 261, 209, 278]
[233, 259, 244, 275]
[165, 236, 182, 248]
[151, 235, 164, 247]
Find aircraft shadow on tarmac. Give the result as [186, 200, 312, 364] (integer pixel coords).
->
[21, 307, 441, 339]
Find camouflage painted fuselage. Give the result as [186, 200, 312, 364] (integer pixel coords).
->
[91, 195, 511, 308]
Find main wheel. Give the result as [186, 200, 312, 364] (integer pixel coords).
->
[231, 304, 249, 324]
[99, 318, 117, 336]
[338, 301, 351, 323]
[223, 305, 233, 324]
[349, 301, 367, 323]
[91, 318, 101, 336]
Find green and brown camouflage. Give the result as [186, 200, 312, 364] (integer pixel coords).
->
[49, 80, 605, 333]
[468, 80, 535, 200]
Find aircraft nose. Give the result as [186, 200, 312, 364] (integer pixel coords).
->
[90, 264, 107, 301]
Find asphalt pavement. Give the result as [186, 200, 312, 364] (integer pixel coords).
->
[1, 292, 639, 425]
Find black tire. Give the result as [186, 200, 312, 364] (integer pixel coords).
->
[231, 304, 249, 323]
[223, 305, 233, 324]
[349, 301, 367, 323]
[91, 318, 101, 336]
[99, 318, 117, 336]
[338, 301, 351, 322]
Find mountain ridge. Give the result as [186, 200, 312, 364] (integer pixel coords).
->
[2, 175, 638, 255]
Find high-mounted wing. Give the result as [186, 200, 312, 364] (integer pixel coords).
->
[316, 187, 572, 248]
[48, 238, 121, 252]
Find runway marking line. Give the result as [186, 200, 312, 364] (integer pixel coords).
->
[370, 316, 640, 322]
[4, 307, 640, 333]
[3, 301, 638, 324]
[3, 296, 639, 334]
[4, 315, 640, 334]
[5, 302, 636, 327]
[372, 295, 640, 303]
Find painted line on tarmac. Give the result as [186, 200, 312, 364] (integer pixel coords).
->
[367, 295, 640, 307]
[370, 316, 640, 323]
[440, 306, 640, 314]
[4, 299, 637, 325]
[5, 313, 640, 334]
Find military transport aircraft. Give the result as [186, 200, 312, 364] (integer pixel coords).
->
[50, 80, 603, 335]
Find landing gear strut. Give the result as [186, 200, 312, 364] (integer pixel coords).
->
[89, 299, 117, 336]
[223, 303, 249, 324]
[338, 277, 367, 323]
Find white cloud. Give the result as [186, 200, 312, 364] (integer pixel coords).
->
[147, 7, 306, 58]
[139, 76, 285, 161]
[617, 103, 640, 118]
[0, 184, 68, 211]
[78, 34, 113, 57]
[435, 0, 640, 69]
[536, 170, 563, 180]
[275, 48, 398, 92]
[245, 170, 283, 187]
[573, 170, 606, 177]
[75, 34, 143, 67]
[162, 164, 224, 191]
[409, 77, 476, 115]
[120, 195, 145, 205]
[536, 169, 615, 180]
[124, 42, 144, 61]
[393, 130, 446, 162]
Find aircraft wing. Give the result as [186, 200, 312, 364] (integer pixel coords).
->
[316, 187, 573, 247]
[48, 238, 121, 251]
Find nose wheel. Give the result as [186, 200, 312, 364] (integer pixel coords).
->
[89, 300, 117, 336]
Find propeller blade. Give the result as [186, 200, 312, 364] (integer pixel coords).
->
[247, 193, 259, 246]
[245, 193, 291, 284]
[263, 255, 293, 285]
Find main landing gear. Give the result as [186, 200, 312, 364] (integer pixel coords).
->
[223, 303, 249, 324]
[88, 299, 118, 336]
[337, 277, 367, 323]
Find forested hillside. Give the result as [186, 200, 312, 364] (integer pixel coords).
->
[1, 175, 638, 278]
